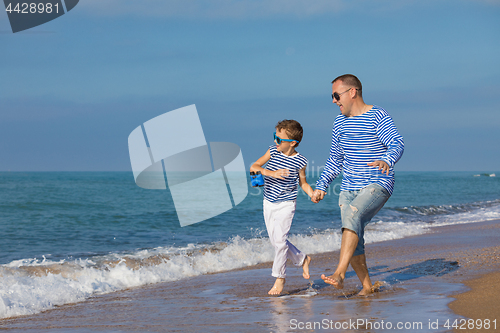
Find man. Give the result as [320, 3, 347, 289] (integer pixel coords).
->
[311, 74, 404, 296]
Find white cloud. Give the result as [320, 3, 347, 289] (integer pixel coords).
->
[78, 0, 348, 19]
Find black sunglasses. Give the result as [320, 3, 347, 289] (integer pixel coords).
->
[331, 88, 360, 101]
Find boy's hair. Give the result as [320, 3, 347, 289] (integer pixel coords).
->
[276, 119, 303, 147]
[332, 74, 363, 97]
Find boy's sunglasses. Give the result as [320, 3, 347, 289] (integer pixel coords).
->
[331, 87, 360, 101]
[274, 132, 298, 145]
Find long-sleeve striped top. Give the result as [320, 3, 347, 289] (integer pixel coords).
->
[263, 145, 308, 203]
[316, 106, 404, 195]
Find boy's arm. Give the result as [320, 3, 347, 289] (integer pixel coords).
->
[298, 166, 313, 198]
[250, 149, 289, 180]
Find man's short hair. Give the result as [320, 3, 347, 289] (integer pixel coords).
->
[332, 74, 363, 97]
[276, 119, 303, 147]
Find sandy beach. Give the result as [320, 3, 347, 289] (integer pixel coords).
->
[1, 219, 499, 332]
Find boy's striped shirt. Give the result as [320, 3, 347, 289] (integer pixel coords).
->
[264, 145, 308, 203]
[316, 106, 404, 195]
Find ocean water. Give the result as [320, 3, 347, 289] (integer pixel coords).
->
[0, 171, 499, 319]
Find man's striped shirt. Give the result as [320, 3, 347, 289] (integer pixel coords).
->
[263, 145, 308, 203]
[316, 106, 404, 195]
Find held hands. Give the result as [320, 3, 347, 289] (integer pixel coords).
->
[311, 189, 326, 203]
[367, 160, 390, 175]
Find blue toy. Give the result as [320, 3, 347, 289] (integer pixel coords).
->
[250, 171, 265, 187]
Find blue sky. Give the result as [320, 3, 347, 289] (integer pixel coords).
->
[1, 0, 499, 172]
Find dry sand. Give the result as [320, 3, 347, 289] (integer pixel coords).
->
[448, 271, 500, 333]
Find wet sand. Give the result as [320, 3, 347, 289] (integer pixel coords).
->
[1, 220, 499, 332]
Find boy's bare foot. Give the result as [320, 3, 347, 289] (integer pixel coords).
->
[302, 255, 311, 279]
[268, 278, 285, 295]
[321, 273, 344, 289]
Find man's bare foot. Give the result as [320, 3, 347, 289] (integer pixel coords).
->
[268, 278, 285, 295]
[357, 281, 383, 296]
[357, 287, 373, 296]
[321, 273, 344, 289]
[302, 255, 311, 279]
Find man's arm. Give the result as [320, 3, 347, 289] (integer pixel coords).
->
[375, 115, 404, 168]
[315, 124, 344, 193]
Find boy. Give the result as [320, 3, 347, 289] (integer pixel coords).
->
[250, 119, 313, 295]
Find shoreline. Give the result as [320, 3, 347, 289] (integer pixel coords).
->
[0, 219, 499, 332]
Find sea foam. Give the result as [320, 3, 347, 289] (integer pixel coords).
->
[0, 222, 428, 319]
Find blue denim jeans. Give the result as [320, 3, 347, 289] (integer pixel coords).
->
[339, 183, 390, 256]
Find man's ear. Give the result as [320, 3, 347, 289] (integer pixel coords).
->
[349, 87, 356, 99]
